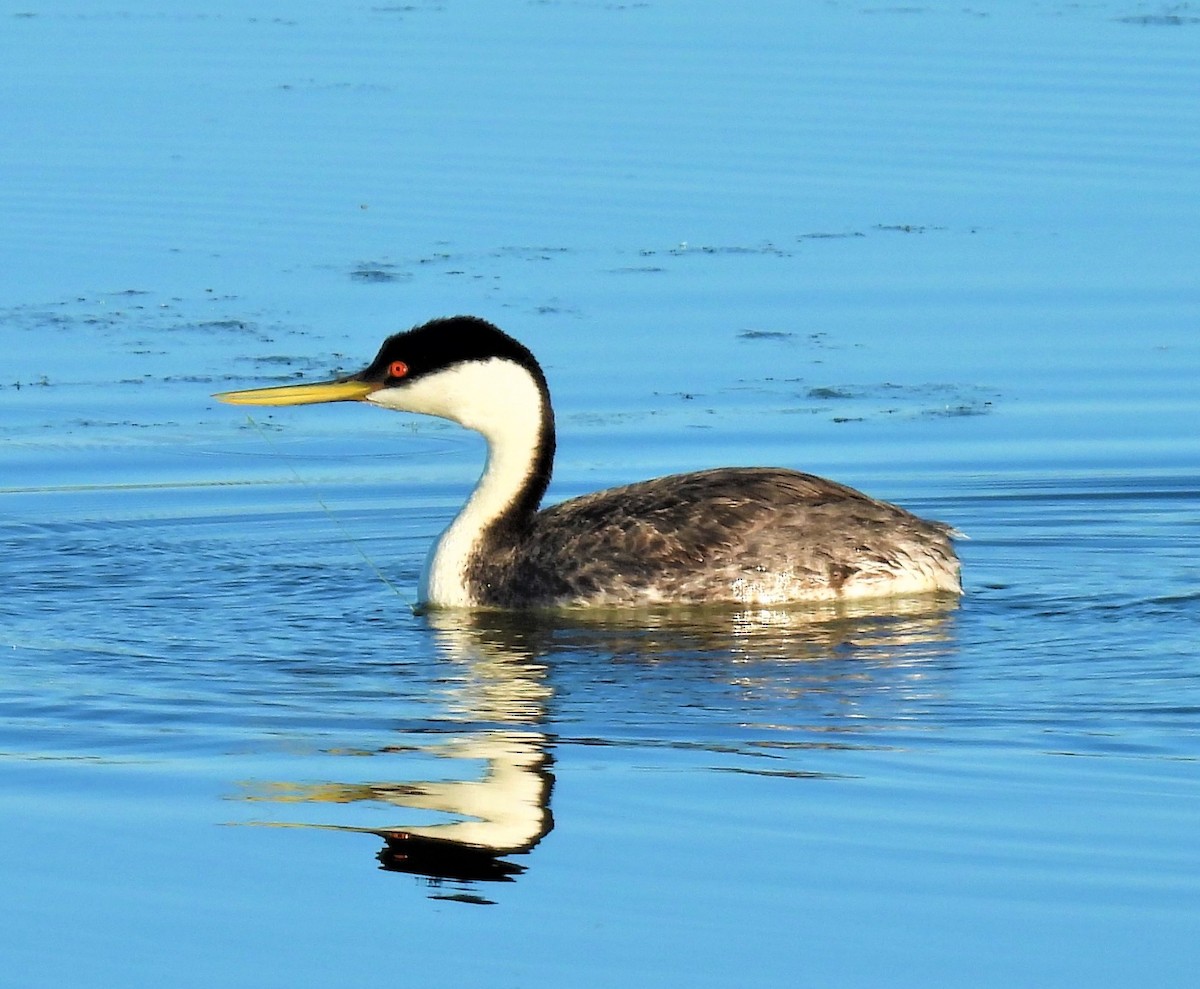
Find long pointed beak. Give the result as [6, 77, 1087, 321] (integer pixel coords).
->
[214, 379, 377, 406]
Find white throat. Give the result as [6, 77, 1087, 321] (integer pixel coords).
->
[368, 358, 547, 607]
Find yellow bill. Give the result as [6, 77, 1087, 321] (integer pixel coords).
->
[214, 379, 376, 406]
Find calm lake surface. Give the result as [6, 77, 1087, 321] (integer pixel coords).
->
[2, 1, 1199, 986]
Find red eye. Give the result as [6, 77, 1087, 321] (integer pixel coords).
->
[388, 360, 409, 379]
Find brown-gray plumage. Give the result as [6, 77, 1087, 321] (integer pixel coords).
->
[215, 316, 962, 610]
[470, 467, 961, 608]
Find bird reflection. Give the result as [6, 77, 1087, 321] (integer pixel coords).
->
[235, 596, 958, 899]
[356, 614, 558, 894]
[374, 728, 553, 885]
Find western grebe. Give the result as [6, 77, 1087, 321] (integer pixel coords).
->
[215, 316, 961, 609]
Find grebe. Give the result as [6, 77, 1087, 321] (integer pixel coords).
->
[215, 316, 961, 609]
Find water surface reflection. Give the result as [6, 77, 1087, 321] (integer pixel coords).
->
[235, 598, 959, 898]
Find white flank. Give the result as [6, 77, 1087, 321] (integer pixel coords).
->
[368, 359, 545, 606]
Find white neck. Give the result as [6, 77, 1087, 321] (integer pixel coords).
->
[368, 358, 547, 607]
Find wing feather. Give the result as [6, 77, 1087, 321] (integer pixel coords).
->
[475, 468, 959, 607]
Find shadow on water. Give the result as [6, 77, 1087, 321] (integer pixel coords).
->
[234, 597, 960, 902]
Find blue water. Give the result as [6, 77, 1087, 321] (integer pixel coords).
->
[3, 2, 1199, 986]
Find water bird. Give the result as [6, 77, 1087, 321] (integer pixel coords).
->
[215, 316, 961, 609]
